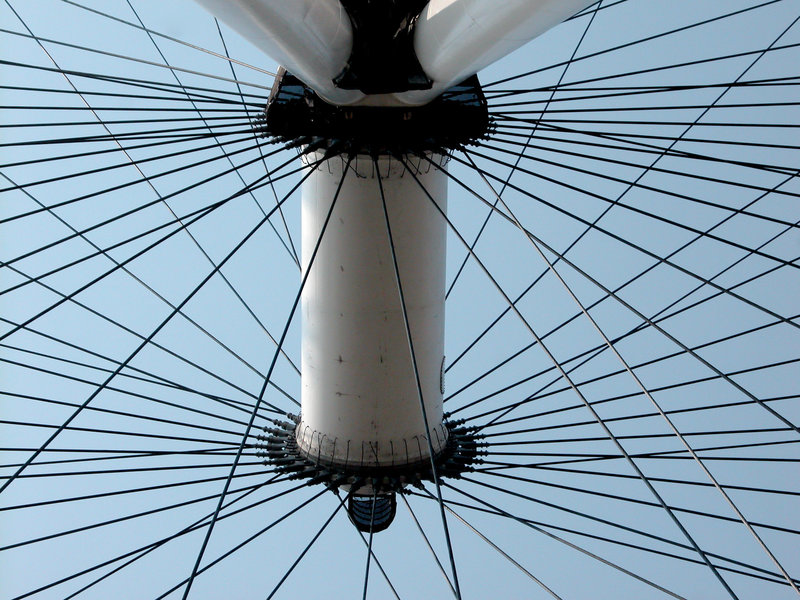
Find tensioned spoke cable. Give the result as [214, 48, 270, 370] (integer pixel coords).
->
[484, 79, 794, 99]
[496, 99, 800, 115]
[1, 104, 254, 114]
[0, 25, 274, 92]
[411, 489, 797, 588]
[478, 442, 800, 469]
[0, 84, 252, 108]
[0, 339, 234, 409]
[0, 417, 245, 450]
[484, 0, 788, 88]
[0, 127, 262, 152]
[0, 121, 259, 148]
[0, 100, 242, 122]
[483, 76, 800, 102]
[0, 136, 277, 229]
[444, 256, 793, 425]
[444, 0, 601, 301]
[2, 186, 240, 295]
[157, 488, 328, 600]
[456, 157, 800, 440]
[0, 462, 266, 483]
[56, 484, 272, 600]
[0, 201, 291, 408]
[0, 460, 265, 513]
[0, 132, 256, 193]
[479, 396, 797, 450]
[456, 154, 800, 366]
[488, 120, 800, 187]
[215, 17, 301, 269]
[0, 133, 259, 178]
[362, 491, 378, 600]
[438, 153, 798, 414]
[0, 58, 269, 106]
[1, 197, 230, 333]
[482, 426, 795, 449]
[0, 123, 249, 169]
[10, 10, 299, 377]
[446, 252, 797, 478]
[467, 160, 800, 589]
[484, 133, 798, 196]
[486, 176, 800, 587]
[60, 0, 277, 78]
[1, 113, 252, 131]
[484, 438, 800, 461]
[476, 356, 799, 431]
[0, 316, 261, 419]
[19, 476, 299, 600]
[472, 469, 798, 538]
[491, 124, 798, 179]
[465, 148, 800, 269]
[568, 0, 623, 20]
[0, 445, 239, 459]
[429, 489, 564, 600]
[0, 157, 310, 410]
[0, 280, 286, 418]
[122, 6, 301, 377]
[489, 407, 799, 452]
[485, 75, 800, 104]
[446, 200, 798, 420]
[0, 388, 246, 440]
[467, 137, 796, 379]
[125, 0, 299, 272]
[463, 469, 753, 551]
[0, 294, 288, 422]
[478, 462, 799, 498]
[404, 157, 739, 597]
[379, 160, 463, 600]
[448, 18, 791, 394]
[334, 490, 403, 600]
[179, 154, 350, 600]
[398, 493, 458, 599]
[441, 111, 799, 384]
[516, 115, 800, 129]
[492, 124, 800, 167]
[265, 501, 343, 600]
[0, 157, 304, 496]
[440, 481, 686, 599]
[0, 159, 301, 295]
[0, 444, 244, 473]
[508, 118, 800, 154]
[0, 474, 275, 552]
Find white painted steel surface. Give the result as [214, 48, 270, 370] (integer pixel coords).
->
[192, 0, 363, 105]
[399, 0, 598, 104]
[298, 154, 448, 468]
[194, 0, 594, 106]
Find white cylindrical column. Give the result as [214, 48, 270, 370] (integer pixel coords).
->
[298, 153, 448, 469]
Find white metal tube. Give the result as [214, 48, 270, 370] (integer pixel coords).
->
[298, 154, 448, 468]
[397, 0, 599, 105]
[192, 0, 364, 105]
[194, 0, 595, 107]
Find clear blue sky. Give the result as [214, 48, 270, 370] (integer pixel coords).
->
[1, 1, 798, 598]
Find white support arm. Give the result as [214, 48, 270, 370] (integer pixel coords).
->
[397, 0, 599, 105]
[193, 0, 364, 105]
